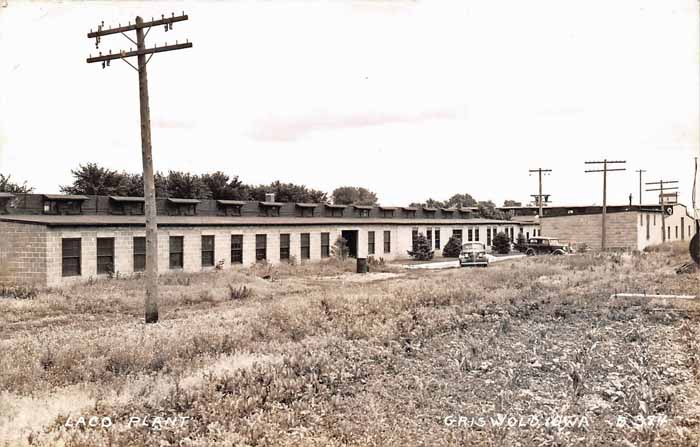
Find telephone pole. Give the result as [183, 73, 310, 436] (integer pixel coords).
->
[86, 13, 193, 323]
[529, 168, 552, 218]
[585, 159, 626, 251]
[635, 169, 646, 205]
[646, 179, 679, 243]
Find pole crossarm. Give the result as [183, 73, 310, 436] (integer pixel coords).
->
[585, 168, 626, 173]
[86, 42, 192, 63]
[87, 14, 188, 38]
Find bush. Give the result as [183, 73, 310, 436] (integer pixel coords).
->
[331, 237, 349, 260]
[492, 232, 511, 254]
[441, 236, 462, 257]
[407, 233, 434, 260]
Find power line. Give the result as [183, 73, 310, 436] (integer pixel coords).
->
[86, 12, 193, 324]
[585, 159, 626, 251]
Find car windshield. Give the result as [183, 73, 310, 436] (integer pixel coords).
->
[462, 243, 484, 251]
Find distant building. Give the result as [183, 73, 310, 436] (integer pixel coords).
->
[499, 204, 696, 251]
[0, 193, 539, 287]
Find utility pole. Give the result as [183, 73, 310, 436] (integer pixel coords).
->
[636, 169, 646, 206]
[585, 160, 626, 251]
[646, 179, 679, 243]
[528, 168, 552, 218]
[86, 13, 193, 323]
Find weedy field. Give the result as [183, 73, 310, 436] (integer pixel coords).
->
[1, 243, 699, 446]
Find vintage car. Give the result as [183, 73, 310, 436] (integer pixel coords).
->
[524, 237, 569, 256]
[459, 242, 489, 267]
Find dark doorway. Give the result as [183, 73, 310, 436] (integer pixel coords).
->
[342, 230, 358, 258]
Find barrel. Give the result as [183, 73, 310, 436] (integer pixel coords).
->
[356, 258, 368, 274]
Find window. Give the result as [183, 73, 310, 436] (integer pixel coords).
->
[357, 208, 370, 218]
[280, 234, 290, 261]
[426, 229, 432, 247]
[326, 207, 344, 217]
[62, 238, 81, 277]
[646, 214, 650, 240]
[368, 231, 375, 255]
[201, 235, 215, 267]
[381, 209, 394, 218]
[487, 228, 492, 246]
[231, 235, 243, 264]
[640, 214, 643, 226]
[96, 237, 115, 275]
[668, 226, 671, 240]
[675, 226, 678, 240]
[475, 228, 480, 241]
[133, 237, 146, 272]
[169, 236, 184, 269]
[321, 232, 330, 258]
[467, 229, 473, 242]
[653, 214, 656, 225]
[435, 229, 440, 249]
[384, 230, 391, 253]
[453, 229, 462, 242]
[300, 233, 310, 259]
[256, 234, 267, 261]
[412, 228, 419, 250]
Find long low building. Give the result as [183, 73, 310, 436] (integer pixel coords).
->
[0, 193, 539, 287]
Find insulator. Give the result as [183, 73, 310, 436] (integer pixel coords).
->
[169, 23, 173, 30]
[106, 60, 110, 67]
[164, 24, 168, 32]
[171, 12, 174, 17]
[102, 61, 105, 69]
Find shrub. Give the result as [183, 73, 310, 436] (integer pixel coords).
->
[492, 231, 511, 254]
[228, 284, 253, 300]
[441, 236, 462, 257]
[407, 233, 434, 260]
[0, 284, 38, 300]
[514, 232, 527, 252]
[331, 236, 349, 261]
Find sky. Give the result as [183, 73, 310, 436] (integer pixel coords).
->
[1, 0, 699, 208]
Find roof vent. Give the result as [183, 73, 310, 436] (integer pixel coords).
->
[265, 192, 276, 203]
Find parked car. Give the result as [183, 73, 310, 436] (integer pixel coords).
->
[459, 242, 489, 267]
[524, 237, 569, 256]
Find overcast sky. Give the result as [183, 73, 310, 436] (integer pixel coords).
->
[1, 0, 699, 207]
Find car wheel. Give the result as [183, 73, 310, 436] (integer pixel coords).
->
[526, 249, 535, 256]
[552, 249, 565, 256]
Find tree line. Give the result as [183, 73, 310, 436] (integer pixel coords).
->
[0, 164, 520, 212]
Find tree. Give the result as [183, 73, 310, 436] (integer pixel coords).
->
[200, 172, 248, 200]
[503, 200, 522, 207]
[445, 193, 477, 208]
[478, 200, 508, 220]
[250, 181, 328, 203]
[407, 233, 434, 260]
[441, 236, 462, 257]
[60, 163, 129, 196]
[0, 174, 33, 193]
[492, 231, 511, 254]
[163, 171, 212, 199]
[332, 186, 378, 205]
[331, 236, 349, 260]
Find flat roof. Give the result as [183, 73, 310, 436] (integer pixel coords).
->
[43, 194, 88, 201]
[0, 214, 519, 228]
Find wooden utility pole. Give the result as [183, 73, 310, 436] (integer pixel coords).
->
[636, 169, 646, 206]
[528, 168, 552, 218]
[646, 179, 679, 243]
[585, 160, 626, 251]
[86, 13, 193, 323]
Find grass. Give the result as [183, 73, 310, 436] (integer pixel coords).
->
[0, 245, 698, 446]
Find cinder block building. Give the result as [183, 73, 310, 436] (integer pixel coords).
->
[504, 203, 696, 251]
[0, 193, 539, 287]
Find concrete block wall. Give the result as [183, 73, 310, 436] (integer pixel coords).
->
[0, 221, 47, 285]
[540, 212, 638, 250]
